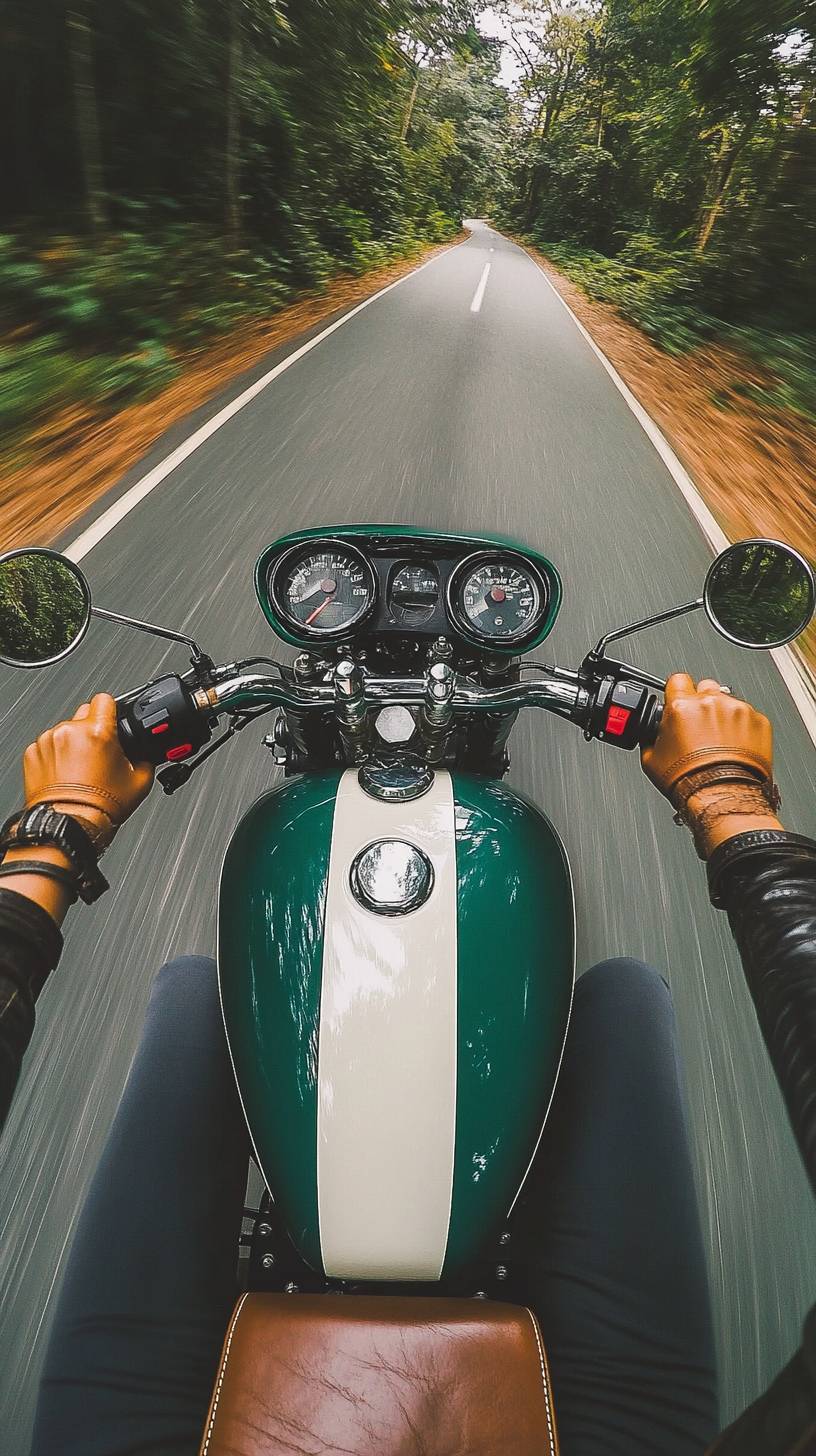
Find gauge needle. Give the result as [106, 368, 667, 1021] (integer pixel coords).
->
[305, 593, 334, 625]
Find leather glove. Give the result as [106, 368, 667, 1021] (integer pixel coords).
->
[23, 693, 154, 850]
[642, 673, 773, 795]
[641, 674, 779, 858]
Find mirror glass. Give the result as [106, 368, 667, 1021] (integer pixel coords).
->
[704, 539, 815, 649]
[0, 549, 91, 667]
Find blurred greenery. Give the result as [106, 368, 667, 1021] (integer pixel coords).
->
[0, 553, 89, 663]
[1, 1, 813, 445]
[706, 540, 815, 646]
[494, 0, 816, 411]
[0, 1, 507, 441]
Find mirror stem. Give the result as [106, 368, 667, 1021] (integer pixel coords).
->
[91, 607, 212, 670]
[592, 598, 703, 659]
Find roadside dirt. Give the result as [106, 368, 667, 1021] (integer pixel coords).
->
[0, 235, 465, 552]
[522, 242, 816, 675]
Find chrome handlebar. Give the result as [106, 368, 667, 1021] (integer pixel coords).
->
[203, 665, 591, 722]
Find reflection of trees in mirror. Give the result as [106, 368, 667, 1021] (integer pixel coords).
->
[708, 545, 813, 646]
[0, 555, 88, 663]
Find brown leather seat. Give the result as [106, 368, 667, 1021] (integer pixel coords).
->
[199, 1293, 559, 1456]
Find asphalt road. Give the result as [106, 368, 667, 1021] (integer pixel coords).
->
[1, 220, 814, 1448]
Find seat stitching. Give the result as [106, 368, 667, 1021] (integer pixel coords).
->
[200, 1292, 249, 1456]
[525, 1307, 557, 1455]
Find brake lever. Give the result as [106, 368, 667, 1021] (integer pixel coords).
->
[156, 703, 277, 794]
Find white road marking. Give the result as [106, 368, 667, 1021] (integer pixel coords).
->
[64, 239, 470, 565]
[516, 235, 816, 746]
[470, 262, 491, 314]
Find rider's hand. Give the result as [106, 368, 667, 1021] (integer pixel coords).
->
[22, 694, 153, 850]
[641, 674, 782, 856]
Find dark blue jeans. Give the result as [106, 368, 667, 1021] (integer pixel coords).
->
[30, 956, 718, 1455]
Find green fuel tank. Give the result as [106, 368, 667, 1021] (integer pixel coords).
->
[218, 767, 574, 1282]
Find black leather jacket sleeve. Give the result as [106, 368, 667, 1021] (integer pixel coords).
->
[705, 831, 816, 1456]
[0, 888, 62, 1132]
[708, 831, 816, 1199]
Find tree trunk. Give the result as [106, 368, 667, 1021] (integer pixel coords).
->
[596, 77, 606, 147]
[696, 127, 751, 254]
[400, 66, 420, 143]
[225, 0, 242, 243]
[67, 4, 106, 233]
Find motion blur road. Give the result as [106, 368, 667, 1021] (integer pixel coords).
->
[1, 221, 814, 1448]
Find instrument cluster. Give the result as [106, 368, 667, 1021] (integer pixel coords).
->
[257, 529, 562, 655]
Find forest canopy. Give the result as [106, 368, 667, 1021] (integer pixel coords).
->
[1, 0, 813, 437]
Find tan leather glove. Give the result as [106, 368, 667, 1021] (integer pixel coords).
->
[642, 673, 773, 792]
[641, 674, 781, 857]
[22, 693, 154, 850]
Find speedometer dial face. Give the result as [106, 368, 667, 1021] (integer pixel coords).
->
[458, 559, 541, 640]
[272, 544, 375, 635]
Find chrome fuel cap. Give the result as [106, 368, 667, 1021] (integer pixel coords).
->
[350, 840, 434, 915]
[358, 758, 434, 803]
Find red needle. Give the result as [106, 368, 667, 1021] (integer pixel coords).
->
[305, 593, 334, 626]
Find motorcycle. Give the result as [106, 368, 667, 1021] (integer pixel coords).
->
[1, 528, 814, 1448]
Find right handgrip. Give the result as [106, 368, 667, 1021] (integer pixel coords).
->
[117, 674, 212, 766]
[639, 698, 663, 749]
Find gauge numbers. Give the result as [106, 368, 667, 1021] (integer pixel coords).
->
[458, 559, 541, 641]
[273, 544, 375, 635]
[390, 562, 439, 624]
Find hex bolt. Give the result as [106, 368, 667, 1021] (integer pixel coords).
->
[257, 1222, 272, 1238]
[284, 1281, 299, 1294]
[499, 1230, 511, 1246]
[495, 1264, 508, 1281]
[261, 1253, 275, 1270]
[473, 1290, 488, 1299]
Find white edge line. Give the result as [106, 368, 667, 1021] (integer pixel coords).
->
[64, 238, 470, 565]
[511, 232, 816, 748]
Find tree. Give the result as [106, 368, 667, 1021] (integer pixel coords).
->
[67, 4, 107, 232]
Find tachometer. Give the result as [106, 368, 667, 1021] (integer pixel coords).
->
[449, 554, 544, 643]
[270, 542, 375, 636]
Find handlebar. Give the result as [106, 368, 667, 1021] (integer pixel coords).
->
[117, 662, 662, 768]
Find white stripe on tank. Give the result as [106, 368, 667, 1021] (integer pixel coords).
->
[316, 768, 458, 1280]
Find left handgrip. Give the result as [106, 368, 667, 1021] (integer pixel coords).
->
[117, 674, 212, 766]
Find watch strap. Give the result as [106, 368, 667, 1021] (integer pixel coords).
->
[0, 805, 109, 904]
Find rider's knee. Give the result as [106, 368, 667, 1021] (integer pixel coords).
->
[150, 954, 218, 1007]
[578, 956, 672, 1005]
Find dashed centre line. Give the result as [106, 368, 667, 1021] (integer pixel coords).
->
[470, 262, 491, 314]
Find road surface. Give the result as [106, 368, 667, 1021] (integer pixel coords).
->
[1, 220, 814, 1448]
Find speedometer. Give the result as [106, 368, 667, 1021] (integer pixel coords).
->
[270, 541, 376, 636]
[449, 554, 544, 643]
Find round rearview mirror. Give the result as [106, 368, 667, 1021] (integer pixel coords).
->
[0, 549, 92, 668]
[704, 539, 815, 649]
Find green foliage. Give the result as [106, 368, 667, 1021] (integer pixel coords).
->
[0, 553, 88, 663]
[498, 0, 815, 400]
[537, 239, 716, 353]
[0, 2, 501, 440]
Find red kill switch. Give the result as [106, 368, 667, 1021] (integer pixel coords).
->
[605, 705, 631, 736]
